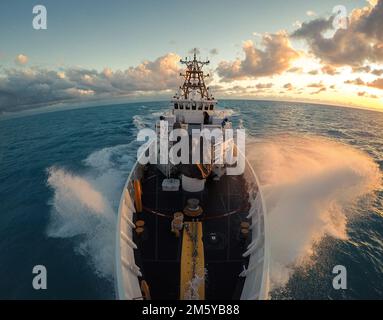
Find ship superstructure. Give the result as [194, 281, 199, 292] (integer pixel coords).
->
[115, 50, 269, 300]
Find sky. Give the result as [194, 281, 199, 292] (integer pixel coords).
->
[1, 0, 383, 113]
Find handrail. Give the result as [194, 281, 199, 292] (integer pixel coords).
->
[240, 153, 270, 300]
[115, 142, 154, 300]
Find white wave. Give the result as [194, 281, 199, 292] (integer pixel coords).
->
[151, 111, 164, 117]
[132, 115, 146, 130]
[46, 144, 137, 280]
[83, 143, 136, 173]
[215, 108, 237, 118]
[247, 134, 382, 289]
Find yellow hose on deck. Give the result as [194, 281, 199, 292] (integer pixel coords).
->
[180, 222, 205, 300]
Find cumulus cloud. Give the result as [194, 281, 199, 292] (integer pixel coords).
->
[307, 81, 325, 88]
[344, 77, 366, 85]
[367, 77, 383, 89]
[0, 68, 95, 112]
[0, 53, 181, 112]
[292, 0, 383, 67]
[311, 87, 326, 94]
[15, 54, 28, 65]
[352, 65, 371, 73]
[371, 68, 383, 76]
[358, 91, 378, 98]
[217, 32, 300, 81]
[321, 64, 339, 75]
[283, 83, 294, 90]
[287, 66, 303, 73]
[102, 67, 113, 78]
[306, 81, 326, 94]
[255, 82, 273, 89]
[293, 20, 302, 28]
[306, 10, 317, 17]
[368, 0, 378, 6]
[308, 69, 319, 75]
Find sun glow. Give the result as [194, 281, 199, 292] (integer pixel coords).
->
[210, 53, 383, 112]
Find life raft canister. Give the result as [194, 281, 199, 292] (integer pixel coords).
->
[134, 179, 143, 213]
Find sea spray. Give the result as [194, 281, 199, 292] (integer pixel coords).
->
[247, 134, 381, 289]
[46, 144, 136, 280]
[132, 115, 146, 130]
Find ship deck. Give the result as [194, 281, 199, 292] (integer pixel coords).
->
[132, 164, 252, 300]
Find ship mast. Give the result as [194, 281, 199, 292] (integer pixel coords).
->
[178, 49, 212, 100]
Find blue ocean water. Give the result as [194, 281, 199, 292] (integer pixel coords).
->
[0, 100, 382, 299]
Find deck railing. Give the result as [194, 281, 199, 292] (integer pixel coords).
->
[115, 153, 145, 300]
[239, 155, 270, 300]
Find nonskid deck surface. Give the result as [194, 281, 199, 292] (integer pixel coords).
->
[132, 165, 253, 300]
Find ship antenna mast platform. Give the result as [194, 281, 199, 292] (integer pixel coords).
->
[179, 49, 212, 100]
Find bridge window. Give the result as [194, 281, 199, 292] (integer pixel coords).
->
[174, 103, 178, 109]
[180, 104, 184, 110]
[186, 104, 190, 110]
[198, 104, 203, 110]
[192, 103, 196, 110]
[204, 105, 209, 110]
[210, 104, 214, 110]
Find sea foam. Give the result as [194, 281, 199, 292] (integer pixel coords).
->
[247, 134, 381, 289]
[46, 143, 136, 280]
